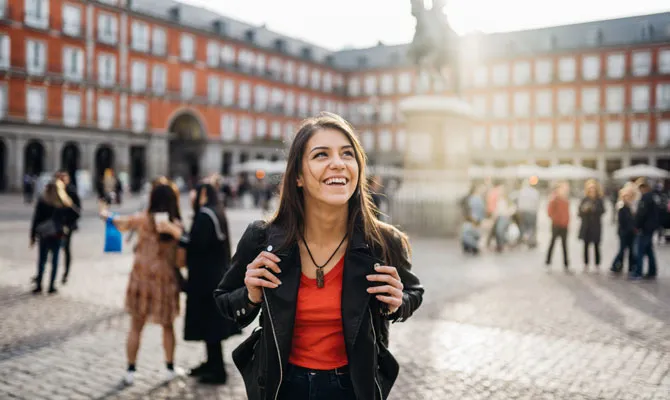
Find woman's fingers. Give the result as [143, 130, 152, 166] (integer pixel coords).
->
[246, 267, 282, 286]
[366, 284, 403, 298]
[244, 276, 279, 289]
[249, 251, 282, 274]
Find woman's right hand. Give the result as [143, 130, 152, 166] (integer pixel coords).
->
[244, 251, 282, 304]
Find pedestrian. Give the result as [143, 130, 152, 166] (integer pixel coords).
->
[493, 186, 516, 252]
[157, 183, 241, 385]
[516, 179, 540, 248]
[23, 173, 35, 204]
[610, 187, 636, 274]
[578, 180, 605, 272]
[214, 112, 424, 400]
[30, 180, 79, 294]
[630, 181, 660, 280]
[545, 181, 570, 271]
[54, 171, 81, 284]
[98, 180, 184, 385]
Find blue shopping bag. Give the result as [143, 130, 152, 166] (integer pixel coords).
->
[104, 216, 122, 253]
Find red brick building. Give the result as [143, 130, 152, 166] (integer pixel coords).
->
[0, 0, 668, 192]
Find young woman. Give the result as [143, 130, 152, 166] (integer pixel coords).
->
[30, 180, 78, 294]
[214, 113, 424, 400]
[158, 183, 242, 384]
[98, 180, 183, 385]
[610, 186, 636, 274]
[578, 180, 605, 272]
[545, 181, 571, 271]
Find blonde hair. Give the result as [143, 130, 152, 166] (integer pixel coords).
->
[584, 179, 603, 198]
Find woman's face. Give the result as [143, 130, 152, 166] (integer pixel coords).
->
[586, 185, 596, 198]
[198, 187, 208, 206]
[297, 128, 360, 208]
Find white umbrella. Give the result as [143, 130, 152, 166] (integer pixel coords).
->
[613, 164, 669, 180]
[543, 164, 601, 180]
[233, 160, 278, 174]
[467, 165, 497, 179]
[504, 164, 546, 179]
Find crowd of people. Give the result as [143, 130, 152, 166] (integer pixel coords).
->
[461, 177, 667, 279]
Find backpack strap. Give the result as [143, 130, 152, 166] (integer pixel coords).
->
[200, 207, 226, 241]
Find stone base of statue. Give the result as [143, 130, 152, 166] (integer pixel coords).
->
[389, 95, 476, 237]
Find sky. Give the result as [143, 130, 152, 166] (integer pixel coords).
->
[178, 0, 670, 50]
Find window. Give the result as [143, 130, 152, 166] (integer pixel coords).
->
[490, 126, 509, 150]
[581, 87, 600, 114]
[558, 89, 575, 115]
[298, 95, 308, 116]
[221, 45, 235, 65]
[580, 122, 599, 149]
[535, 60, 552, 84]
[512, 124, 531, 150]
[513, 62, 531, 85]
[152, 64, 166, 94]
[25, 0, 49, 29]
[471, 95, 487, 117]
[533, 123, 553, 149]
[0, 85, 6, 119]
[298, 65, 309, 87]
[271, 121, 282, 140]
[222, 79, 235, 105]
[256, 119, 267, 139]
[130, 102, 146, 133]
[323, 73, 333, 93]
[26, 39, 46, 76]
[364, 75, 377, 95]
[582, 55, 600, 81]
[97, 13, 118, 45]
[348, 77, 360, 96]
[97, 97, 114, 130]
[254, 85, 267, 111]
[220, 115, 236, 142]
[152, 28, 166, 56]
[473, 66, 488, 87]
[558, 57, 576, 82]
[130, 61, 147, 93]
[0, 35, 8, 70]
[492, 93, 508, 118]
[26, 87, 46, 123]
[238, 50, 253, 72]
[606, 53, 625, 78]
[269, 58, 282, 79]
[632, 51, 651, 76]
[284, 92, 295, 115]
[311, 70, 321, 90]
[131, 21, 150, 52]
[205, 76, 219, 104]
[62, 5, 81, 37]
[206, 41, 219, 68]
[255, 54, 265, 73]
[310, 98, 321, 116]
[395, 130, 406, 151]
[398, 73, 412, 94]
[63, 92, 81, 127]
[657, 84, 670, 110]
[97, 53, 116, 87]
[606, 86, 624, 113]
[657, 121, 670, 146]
[378, 130, 393, 152]
[630, 121, 649, 148]
[239, 83, 251, 109]
[492, 64, 509, 86]
[62, 47, 84, 81]
[659, 50, 670, 74]
[360, 130, 375, 151]
[513, 92, 530, 117]
[181, 71, 195, 100]
[632, 85, 649, 112]
[239, 117, 252, 142]
[180, 34, 195, 62]
[284, 122, 295, 142]
[284, 61, 295, 84]
[605, 121, 624, 149]
[535, 90, 552, 117]
[471, 127, 486, 149]
[557, 123, 575, 149]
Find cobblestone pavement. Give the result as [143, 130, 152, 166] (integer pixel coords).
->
[0, 200, 669, 399]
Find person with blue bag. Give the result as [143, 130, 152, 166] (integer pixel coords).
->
[98, 178, 185, 385]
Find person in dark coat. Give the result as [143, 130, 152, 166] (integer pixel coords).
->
[158, 183, 241, 384]
[55, 171, 81, 284]
[578, 180, 605, 272]
[610, 186, 636, 274]
[630, 182, 661, 280]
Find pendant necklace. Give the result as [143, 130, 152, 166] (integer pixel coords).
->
[301, 233, 348, 289]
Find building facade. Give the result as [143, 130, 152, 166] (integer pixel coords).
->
[0, 0, 669, 192]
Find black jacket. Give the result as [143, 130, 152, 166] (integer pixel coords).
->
[617, 205, 635, 237]
[578, 197, 605, 244]
[30, 199, 77, 241]
[214, 220, 424, 400]
[635, 192, 661, 234]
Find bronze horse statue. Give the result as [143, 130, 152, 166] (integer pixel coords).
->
[408, 0, 461, 95]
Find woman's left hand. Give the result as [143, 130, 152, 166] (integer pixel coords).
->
[366, 265, 404, 314]
[156, 220, 182, 239]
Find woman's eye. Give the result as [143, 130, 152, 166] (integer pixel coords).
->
[314, 152, 328, 158]
[342, 150, 354, 157]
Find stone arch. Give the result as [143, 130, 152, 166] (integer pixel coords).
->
[0, 137, 6, 192]
[94, 144, 115, 180]
[61, 141, 81, 187]
[24, 139, 46, 177]
[167, 110, 207, 188]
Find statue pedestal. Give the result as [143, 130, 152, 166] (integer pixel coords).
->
[390, 95, 476, 237]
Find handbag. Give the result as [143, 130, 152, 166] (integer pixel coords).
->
[35, 219, 60, 239]
[104, 218, 122, 253]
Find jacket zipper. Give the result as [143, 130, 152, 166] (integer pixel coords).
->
[262, 287, 283, 400]
[368, 307, 383, 400]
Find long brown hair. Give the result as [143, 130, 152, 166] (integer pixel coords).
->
[269, 112, 408, 265]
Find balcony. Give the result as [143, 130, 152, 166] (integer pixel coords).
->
[62, 21, 83, 39]
[97, 32, 118, 47]
[24, 12, 49, 31]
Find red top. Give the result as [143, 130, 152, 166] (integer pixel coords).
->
[288, 255, 348, 370]
[548, 195, 570, 227]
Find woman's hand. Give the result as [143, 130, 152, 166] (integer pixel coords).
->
[367, 264, 404, 314]
[156, 220, 183, 239]
[98, 201, 110, 220]
[244, 251, 282, 304]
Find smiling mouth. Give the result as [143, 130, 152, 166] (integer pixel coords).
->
[324, 177, 348, 186]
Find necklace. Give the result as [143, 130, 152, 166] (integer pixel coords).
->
[301, 233, 348, 289]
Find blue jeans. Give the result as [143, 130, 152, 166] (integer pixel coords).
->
[612, 233, 635, 273]
[519, 211, 537, 245]
[36, 237, 62, 289]
[278, 364, 356, 400]
[633, 233, 657, 277]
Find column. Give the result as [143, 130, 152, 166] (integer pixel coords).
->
[115, 140, 130, 174]
[13, 137, 26, 191]
[85, 3, 95, 125]
[52, 139, 63, 172]
[648, 154, 658, 167]
[147, 136, 168, 179]
[573, 156, 582, 166]
[119, 12, 129, 129]
[621, 154, 632, 168]
[596, 154, 606, 176]
[201, 142, 223, 177]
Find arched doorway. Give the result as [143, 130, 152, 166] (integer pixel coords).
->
[130, 146, 146, 193]
[95, 144, 115, 180]
[61, 142, 80, 187]
[168, 112, 206, 189]
[24, 140, 45, 177]
[0, 138, 6, 192]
